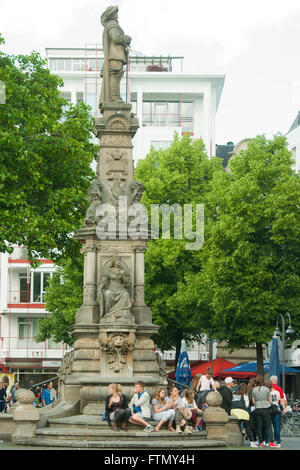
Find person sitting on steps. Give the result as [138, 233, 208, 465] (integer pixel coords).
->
[151, 386, 176, 432]
[166, 385, 192, 434]
[128, 380, 154, 433]
[105, 383, 132, 432]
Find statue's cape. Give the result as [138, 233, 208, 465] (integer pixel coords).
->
[100, 26, 110, 108]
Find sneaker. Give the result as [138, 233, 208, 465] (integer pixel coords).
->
[184, 426, 192, 434]
[277, 444, 281, 448]
[250, 442, 258, 448]
[144, 425, 154, 433]
[176, 425, 183, 434]
[265, 442, 269, 447]
[259, 443, 265, 447]
[269, 442, 278, 448]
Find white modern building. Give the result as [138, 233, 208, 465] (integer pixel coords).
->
[286, 110, 300, 172]
[46, 46, 225, 165]
[0, 247, 69, 385]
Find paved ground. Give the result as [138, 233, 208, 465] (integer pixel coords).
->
[0, 437, 299, 451]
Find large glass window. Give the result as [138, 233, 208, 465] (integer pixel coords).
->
[181, 102, 194, 133]
[142, 100, 193, 132]
[31, 272, 52, 303]
[72, 59, 85, 71]
[18, 317, 31, 340]
[18, 317, 43, 345]
[33, 272, 41, 302]
[49, 59, 71, 71]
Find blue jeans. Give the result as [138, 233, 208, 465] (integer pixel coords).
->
[264, 413, 281, 444]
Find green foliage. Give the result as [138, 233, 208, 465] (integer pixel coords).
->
[35, 254, 83, 345]
[0, 38, 97, 261]
[180, 134, 300, 368]
[135, 133, 224, 358]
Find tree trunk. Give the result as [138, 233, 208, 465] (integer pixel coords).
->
[256, 342, 264, 376]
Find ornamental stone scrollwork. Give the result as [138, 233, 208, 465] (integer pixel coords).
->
[99, 330, 135, 372]
[97, 255, 135, 325]
[58, 350, 74, 384]
[100, 134, 132, 147]
[107, 116, 129, 130]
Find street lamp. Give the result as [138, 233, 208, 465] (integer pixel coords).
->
[273, 313, 295, 392]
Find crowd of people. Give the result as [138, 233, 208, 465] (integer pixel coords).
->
[105, 380, 204, 434]
[193, 368, 286, 448]
[0, 378, 58, 412]
[104, 369, 287, 448]
[0, 369, 288, 448]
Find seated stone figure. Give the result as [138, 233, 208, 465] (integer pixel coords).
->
[97, 255, 135, 324]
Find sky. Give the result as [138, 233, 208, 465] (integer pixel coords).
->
[1, 0, 300, 145]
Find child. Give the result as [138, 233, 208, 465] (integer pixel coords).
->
[181, 389, 203, 432]
[151, 387, 176, 432]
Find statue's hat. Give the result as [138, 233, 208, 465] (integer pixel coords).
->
[101, 6, 118, 24]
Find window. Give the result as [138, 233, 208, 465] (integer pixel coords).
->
[76, 92, 84, 104]
[72, 59, 85, 71]
[151, 141, 172, 150]
[181, 102, 194, 133]
[87, 58, 103, 71]
[86, 93, 96, 114]
[142, 100, 193, 131]
[18, 317, 31, 340]
[33, 272, 41, 302]
[49, 59, 71, 71]
[61, 91, 72, 103]
[18, 317, 43, 345]
[19, 274, 30, 303]
[31, 272, 52, 303]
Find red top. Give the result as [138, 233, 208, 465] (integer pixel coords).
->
[272, 384, 284, 403]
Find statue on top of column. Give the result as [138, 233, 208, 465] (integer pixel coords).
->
[99, 6, 132, 112]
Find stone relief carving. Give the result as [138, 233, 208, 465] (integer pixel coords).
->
[82, 180, 102, 227]
[97, 255, 135, 325]
[100, 135, 132, 147]
[99, 331, 135, 372]
[58, 350, 74, 384]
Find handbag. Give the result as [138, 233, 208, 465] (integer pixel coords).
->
[270, 404, 281, 416]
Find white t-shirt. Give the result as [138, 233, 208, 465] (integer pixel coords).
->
[199, 375, 214, 391]
[270, 389, 281, 410]
[181, 397, 197, 409]
[166, 396, 183, 408]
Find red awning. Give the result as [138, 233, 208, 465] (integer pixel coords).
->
[168, 357, 238, 379]
[190, 358, 238, 377]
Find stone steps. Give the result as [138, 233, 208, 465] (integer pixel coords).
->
[13, 414, 227, 449]
[37, 427, 207, 441]
[14, 437, 226, 449]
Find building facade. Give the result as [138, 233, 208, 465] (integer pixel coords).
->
[0, 247, 68, 386]
[46, 46, 225, 165]
[286, 110, 300, 173]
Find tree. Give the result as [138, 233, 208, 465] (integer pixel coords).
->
[0, 35, 97, 261]
[35, 255, 83, 345]
[135, 133, 223, 363]
[179, 134, 300, 374]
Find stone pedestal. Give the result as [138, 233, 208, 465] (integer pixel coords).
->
[12, 389, 40, 443]
[56, 99, 166, 415]
[203, 392, 229, 445]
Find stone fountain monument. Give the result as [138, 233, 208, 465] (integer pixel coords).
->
[57, 5, 167, 416]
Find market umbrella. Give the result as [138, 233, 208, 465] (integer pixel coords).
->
[269, 337, 280, 385]
[175, 340, 192, 388]
[219, 361, 300, 379]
